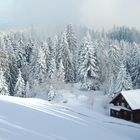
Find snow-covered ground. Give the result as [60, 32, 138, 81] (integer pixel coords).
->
[0, 87, 140, 140]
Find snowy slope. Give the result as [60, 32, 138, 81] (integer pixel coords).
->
[0, 95, 140, 140]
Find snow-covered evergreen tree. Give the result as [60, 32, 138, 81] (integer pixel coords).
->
[47, 37, 55, 60]
[48, 85, 56, 101]
[0, 39, 10, 91]
[48, 56, 56, 82]
[114, 44, 132, 94]
[127, 43, 140, 88]
[54, 35, 62, 69]
[78, 32, 100, 90]
[108, 43, 121, 76]
[96, 39, 110, 93]
[24, 38, 33, 63]
[56, 59, 65, 89]
[7, 47, 19, 96]
[8, 57, 19, 96]
[0, 68, 9, 95]
[107, 42, 121, 95]
[20, 38, 34, 83]
[66, 24, 77, 54]
[115, 63, 132, 94]
[31, 45, 47, 84]
[66, 24, 78, 81]
[61, 32, 75, 83]
[25, 81, 30, 98]
[14, 69, 25, 97]
[47, 37, 57, 85]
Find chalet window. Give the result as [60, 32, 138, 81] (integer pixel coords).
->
[121, 103, 125, 107]
[116, 112, 119, 116]
[112, 110, 114, 115]
[124, 111, 127, 115]
[122, 97, 124, 100]
[127, 104, 130, 109]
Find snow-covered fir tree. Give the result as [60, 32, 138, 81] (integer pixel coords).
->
[14, 69, 25, 97]
[66, 25, 78, 81]
[0, 38, 18, 96]
[20, 38, 34, 83]
[0, 41, 10, 90]
[66, 24, 77, 55]
[54, 35, 62, 69]
[61, 32, 75, 83]
[114, 45, 132, 94]
[0, 68, 9, 95]
[46, 37, 58, 85]
[115, 63, 132, 94]
[48, 56, 56, 83]
[96, 39, 109, 91]
[48, 85, 56, 101]
[78, 31, 100, 90]
[8, 53, 19, 96]
[107, 42, 121, 95]
[25, 81, 30, 98]
[31, 45, 47, 84]
[56, 59, 65, 89]
[127, 43, 140, 89]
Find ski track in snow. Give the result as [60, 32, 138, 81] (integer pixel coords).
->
[0, 95, 140, 127]
[0, 96, 87, 126]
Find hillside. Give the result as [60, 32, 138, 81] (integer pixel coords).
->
[0, 91, 140, 140]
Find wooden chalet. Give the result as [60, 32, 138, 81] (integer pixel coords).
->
[110, 90, 140, 123]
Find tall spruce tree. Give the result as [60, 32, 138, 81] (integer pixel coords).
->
[0, 68, 9, 95]
[56, 59, 65, 89]
[108, 42, 121, 95]
[25, 81, 30, 98]
[66, 25, 78, 81]
[115, 63, 132, 94]
[78, 31, 100, 90]
[127, 43, 140, 88]
[61, 32, 75, 83]
[14, 69, 25, 97]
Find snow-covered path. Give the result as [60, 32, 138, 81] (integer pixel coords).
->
[0, 95, 140, 140]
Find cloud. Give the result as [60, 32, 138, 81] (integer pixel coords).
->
[11, 0, 82, 27]
[79, 0, 118, 28]
[80, 0, 140, 29]
[0, 0, 140, 30]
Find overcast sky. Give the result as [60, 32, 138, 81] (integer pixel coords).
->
[0, 0, 140, 30]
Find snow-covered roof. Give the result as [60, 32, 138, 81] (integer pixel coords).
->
[121, 89, 140, 110]
[110, 105, 131, 111]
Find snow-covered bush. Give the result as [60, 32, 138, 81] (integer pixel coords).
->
[48, 85, 56, 101]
